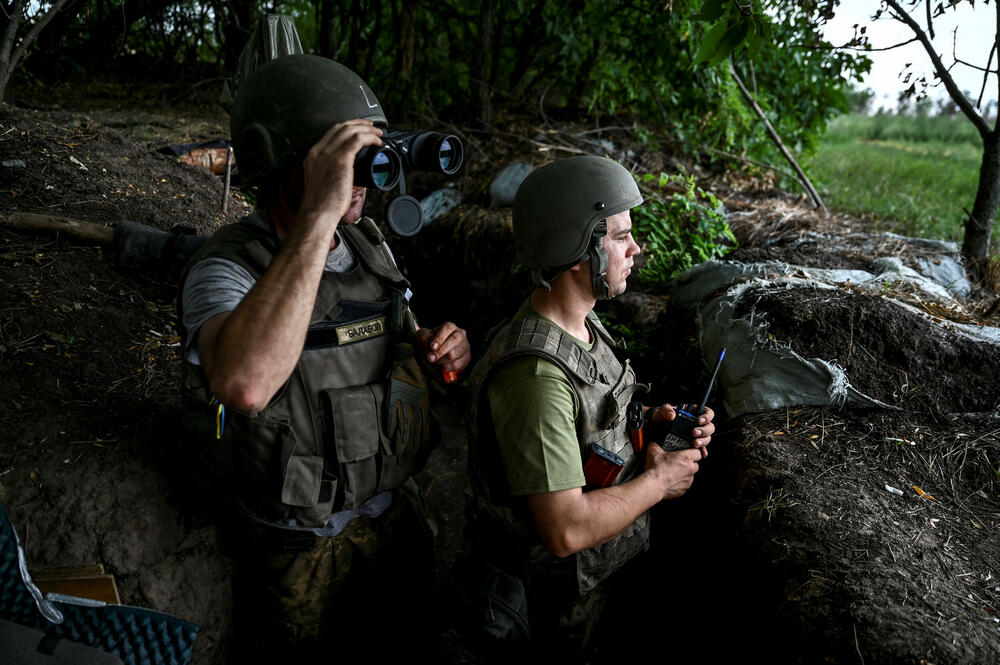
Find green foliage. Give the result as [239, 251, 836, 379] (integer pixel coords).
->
[692, 0, 769, 66]
[632, 173, 736, 293]
[824, 113, 981, 148]
[805, 115, 980, 241]
[747, 487, 786, 524]
[691, 1, 871, 160]
[596, 308, 656, 361]
[19, 0, 871, 186]
[845, 85, 875, 114]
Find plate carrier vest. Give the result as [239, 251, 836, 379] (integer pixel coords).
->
[179, 217, 432, 528]
[468, 311, 651, 594]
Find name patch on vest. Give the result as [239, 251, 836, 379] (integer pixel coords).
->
[336, 316, 387, 344]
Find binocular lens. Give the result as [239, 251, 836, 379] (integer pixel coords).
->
[371, 151, 394, 188]
[355, 145, 401, 191]
[439, 139, 456, 172]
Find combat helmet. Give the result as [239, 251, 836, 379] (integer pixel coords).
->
[513, 156, 642, 299]
[231, 54, 386, 186]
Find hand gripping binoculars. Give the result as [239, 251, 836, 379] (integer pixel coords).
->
[354, 130, 464, 237]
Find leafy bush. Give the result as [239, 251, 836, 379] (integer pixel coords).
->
[632, 173, 736, 293]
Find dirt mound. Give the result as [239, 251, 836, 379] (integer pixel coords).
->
[737, 407, 1000, 664]
[738, 287, 1000, 413]
[1, 108, 248, 234]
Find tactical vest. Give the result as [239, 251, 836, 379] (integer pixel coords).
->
[179, 216, 433, 528]
[468, 311, 650, 594]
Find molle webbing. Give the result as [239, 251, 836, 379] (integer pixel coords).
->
[486, 317, 599, 386]
[467, 309, 650, 594]
[180, 216, 408, 288]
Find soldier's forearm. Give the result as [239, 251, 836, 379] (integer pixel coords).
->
[201, 222, 334, 412]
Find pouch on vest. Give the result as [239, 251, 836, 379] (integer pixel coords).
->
[322, 383, 388, 510]
[225, 408, 316, 520]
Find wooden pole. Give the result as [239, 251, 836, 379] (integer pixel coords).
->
[222, 147, 234, 213]
[0, 213, 114, 244]
[729, 61, 829, 215]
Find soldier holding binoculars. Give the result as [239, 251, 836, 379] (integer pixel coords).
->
[178, 54, 470, 659]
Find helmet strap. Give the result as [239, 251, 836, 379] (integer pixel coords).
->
[530, 268, 553, 291]
[589, 222, 611, 300]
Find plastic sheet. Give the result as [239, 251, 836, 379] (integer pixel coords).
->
[672, 233, 1000, 417]
[221, 14, 304, 110]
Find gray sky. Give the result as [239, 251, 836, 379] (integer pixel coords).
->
[822, 0, 997, 113]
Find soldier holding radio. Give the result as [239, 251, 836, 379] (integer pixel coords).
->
[466, 156, 715, 657]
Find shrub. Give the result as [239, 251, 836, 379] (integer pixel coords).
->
[632, 173, 736, 293]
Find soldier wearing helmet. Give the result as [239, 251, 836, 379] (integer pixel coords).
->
[178, 54, 470, 659]
[465, 155, 715, 656]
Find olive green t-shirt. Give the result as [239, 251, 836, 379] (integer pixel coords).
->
[487, 299, 593, 496]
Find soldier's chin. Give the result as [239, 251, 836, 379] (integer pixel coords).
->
[608, 282, 627, 298]
[341, 205, 365, 224]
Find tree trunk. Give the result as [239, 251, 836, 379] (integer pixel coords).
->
[362, 0, 383, 82]
[0, 0, 70, 107]
[221, 0, 256, 71]
[962, 131, 1000, 262]
[472, 0, 496, 125]
[393, 2, 415, 81]
[344, 0, 362, 74]
[318, 0, 337, 59]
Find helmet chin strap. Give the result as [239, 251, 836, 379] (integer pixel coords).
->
[530, 222, 610, 298]
[589, 222, 611, 300]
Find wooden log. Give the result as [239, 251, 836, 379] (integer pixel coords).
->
[0, 212, 115, 244]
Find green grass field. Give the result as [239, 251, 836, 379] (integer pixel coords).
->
[803, 114, 982, 242]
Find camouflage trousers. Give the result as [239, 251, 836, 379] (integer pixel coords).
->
[525, 562, 611, 659]
[228, 484, 436, 662]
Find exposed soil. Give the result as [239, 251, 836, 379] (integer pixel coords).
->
[1, 94, 999, 665]
[735, 407, 1000, 664]
[736, 288, 1000, 414]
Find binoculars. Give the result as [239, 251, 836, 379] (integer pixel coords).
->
[353, 129, 463, 237]
[354, 130, 463, 192]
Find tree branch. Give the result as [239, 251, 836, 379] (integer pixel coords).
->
[9, 0, 70, 72]
[954, 25, 998, 76]
[729, 61, 828, 214]
[882, 0, 990, 139]
[803, 37, 917, 52]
